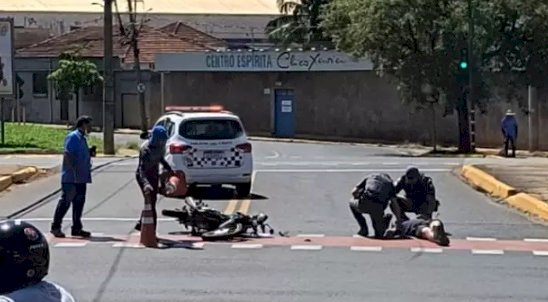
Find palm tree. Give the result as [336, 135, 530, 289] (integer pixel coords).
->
[265, 0, 332, 48]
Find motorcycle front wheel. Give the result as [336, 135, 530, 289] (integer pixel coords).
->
[201, 223, 244, 241]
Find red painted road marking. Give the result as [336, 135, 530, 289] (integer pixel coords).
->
[45, 234, 548, 252]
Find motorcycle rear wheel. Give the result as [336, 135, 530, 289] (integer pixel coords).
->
[201, 223, 244, 241]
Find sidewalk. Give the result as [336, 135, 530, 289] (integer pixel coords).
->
[460, 163, 548, 221]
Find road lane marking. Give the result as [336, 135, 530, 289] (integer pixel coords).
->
[291, 245, 323, 250]
[19, 218, 178, 222]
[250, 170, 257, 192]
[471, 249, 504, 255]
[232, 171, 257, 215]
[296, 234, 325, 237]
[466, 237, 497, 241]
[410, 247, 443, 253]
[238, 199, 251, 214]
[223, 200, 239, 215]
[54, 242, 88, 247]
[232, 243, 263, 249]
[524, 238, 548, 242]
[112, 243, 144, 248]
[532, 251, 548, 256]
[264, 151, 280, 159]
[350, 246, 382, 252]
[255, 169, 451, 173]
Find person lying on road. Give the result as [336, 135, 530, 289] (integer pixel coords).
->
[390, 218, 450, 246]
[394, 166, 439, 221]
[134, 125, 174, 231]
[350, 173, 403, 239]
[0, 219, 76, 302]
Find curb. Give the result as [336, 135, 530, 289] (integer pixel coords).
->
[460, 165, 548, 221]
[11, 167, 39, 184]
[0, 166, 40, 193]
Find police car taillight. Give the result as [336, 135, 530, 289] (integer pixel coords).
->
[169, 143, 190, 154]
[236, 143, 252, 153]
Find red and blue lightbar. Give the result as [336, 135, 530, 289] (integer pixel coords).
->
[165, 105, 225, 113]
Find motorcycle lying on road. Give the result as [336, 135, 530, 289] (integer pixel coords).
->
[162, 197, 275, 241]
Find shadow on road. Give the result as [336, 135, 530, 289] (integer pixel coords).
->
[86, 236, 126, 242]
[168, 185, 268, 201]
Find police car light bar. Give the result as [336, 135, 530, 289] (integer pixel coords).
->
[165, 105, 224, 113]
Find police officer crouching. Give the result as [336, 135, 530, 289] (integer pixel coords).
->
[349, 173, 403, 238]
[0, 219, 75, 301]
[394, 166, 440, 221]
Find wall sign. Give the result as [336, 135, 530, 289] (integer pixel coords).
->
[155, 51, 373, 72]
[0, 18, 14, 97]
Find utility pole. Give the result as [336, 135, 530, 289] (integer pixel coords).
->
[528, 85, 539, 152]
[103, 0, 115, 155]
[127, 0, 148, 135]
[467, 0, 476, 152]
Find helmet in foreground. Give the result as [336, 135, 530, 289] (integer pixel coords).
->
[0, 219, 50, 294]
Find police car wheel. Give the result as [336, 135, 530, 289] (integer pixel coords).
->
[235, 183, 251, 198]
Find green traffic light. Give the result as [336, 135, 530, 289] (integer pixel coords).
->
[460, 61, 468, 69]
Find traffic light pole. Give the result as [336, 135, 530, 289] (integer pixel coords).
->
[467, 0, 476, 151]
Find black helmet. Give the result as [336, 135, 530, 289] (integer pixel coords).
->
[0, 219, 50, 294]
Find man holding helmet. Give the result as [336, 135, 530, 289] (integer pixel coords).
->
[0, 219, 75, 301]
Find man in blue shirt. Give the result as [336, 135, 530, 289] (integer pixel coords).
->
[50, 116, 94, 238]
[501, 109, 518, 157]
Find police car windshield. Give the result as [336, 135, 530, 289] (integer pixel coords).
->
[179, 119, 244, 140]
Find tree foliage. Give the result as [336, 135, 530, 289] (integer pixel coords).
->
[321, 0, 548, 151]
[481, 0, 548, 106]
[323, 0, 477, 113]
[47, 52, 103, 101]
[321, 0, 548, 110]
[266, 0, 332, 47]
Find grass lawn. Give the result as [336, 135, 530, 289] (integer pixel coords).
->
[0, 123, 104, 154]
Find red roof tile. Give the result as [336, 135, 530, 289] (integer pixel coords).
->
[14, 27, 54, 50]
[16, 25, 213, 63]
[158, 22, 228, 49]
[122, 25, 214, 64]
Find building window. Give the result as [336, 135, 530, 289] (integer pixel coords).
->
[32, 72, 48, 97]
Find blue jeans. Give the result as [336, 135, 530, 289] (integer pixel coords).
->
[51, 183, 88, 231]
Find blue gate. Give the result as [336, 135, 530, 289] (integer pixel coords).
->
[274, 89, 295, 137]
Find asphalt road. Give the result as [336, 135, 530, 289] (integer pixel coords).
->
[1, 141, 548, 302]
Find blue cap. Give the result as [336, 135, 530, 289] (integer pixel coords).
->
[150, 125, 168, 145]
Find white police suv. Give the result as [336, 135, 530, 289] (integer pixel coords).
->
[150, 105, 253, 198]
